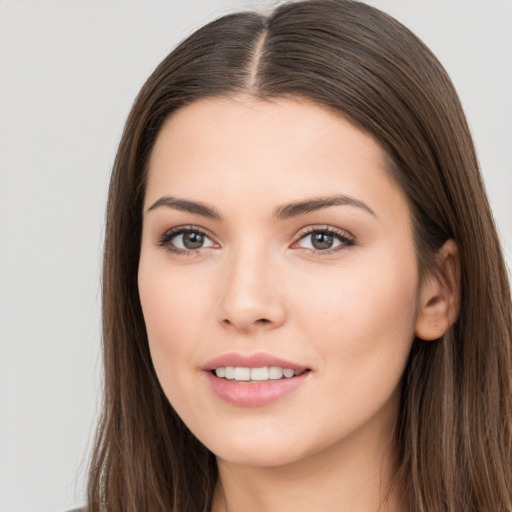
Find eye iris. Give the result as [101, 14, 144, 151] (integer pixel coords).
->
[183, 232, 204, 249]
[312, 232, 334, 250]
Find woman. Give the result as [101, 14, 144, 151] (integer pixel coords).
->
[85, 0, 512, 510]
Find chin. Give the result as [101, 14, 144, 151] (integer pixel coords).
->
[194, 422, 341, 470]
[214, 443, 308, 468]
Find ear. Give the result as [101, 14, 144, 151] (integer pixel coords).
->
[415, 239, 461, 341]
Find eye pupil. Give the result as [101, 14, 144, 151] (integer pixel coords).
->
[183, 232, 204, 249]
[312, 232, 334, 250]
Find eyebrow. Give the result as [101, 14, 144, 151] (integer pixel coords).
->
[147, 196, 221, 219]
[272, 195, 375, 220]
[146, 194, 375, 220]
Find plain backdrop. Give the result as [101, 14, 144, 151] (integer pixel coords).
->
[0, 1, 510, 510]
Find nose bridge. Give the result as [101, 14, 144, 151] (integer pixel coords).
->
[218, 238, 285, 331]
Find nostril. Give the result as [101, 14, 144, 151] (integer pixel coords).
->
[220, 308, 283, 330]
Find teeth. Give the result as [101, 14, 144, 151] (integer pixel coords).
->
[234, 367, 250, 381]
[250, 367, 268, 381]
[214, 366, 302, 381]
[269, 366, 283, 379]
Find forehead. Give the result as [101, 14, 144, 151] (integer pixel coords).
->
[149, 96, 386, 169]
[145, 95, 407, 222]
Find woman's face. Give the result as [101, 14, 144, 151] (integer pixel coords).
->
[138, 96, 422, 467]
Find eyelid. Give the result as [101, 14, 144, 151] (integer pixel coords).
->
[157, 225, 219, 254]
[291, 225, 356, 253]
[155, 223, 355, 256]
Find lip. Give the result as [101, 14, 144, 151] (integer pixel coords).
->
[202, 352, 311, 407]
[203, 352, 309, 372]
[204, 371, 309, 407]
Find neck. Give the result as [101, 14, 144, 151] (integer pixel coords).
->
[211, 397, 405, 512]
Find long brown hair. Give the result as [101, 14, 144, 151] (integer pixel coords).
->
[86, 1, 512, 510]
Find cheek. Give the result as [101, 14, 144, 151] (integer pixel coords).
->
[137, 258, 212, 391]
[292, 249, 419, 369]
[281, 254, 419, 447]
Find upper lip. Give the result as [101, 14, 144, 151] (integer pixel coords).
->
[203, 352, 309, 372]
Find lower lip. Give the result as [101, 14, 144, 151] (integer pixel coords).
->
[204, 371, 309, 407]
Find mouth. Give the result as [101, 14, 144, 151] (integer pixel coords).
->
[211, 366, 310, 382]
[203, 354, 311, 407]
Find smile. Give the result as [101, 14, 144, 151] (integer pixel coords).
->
[203, 353, 311, 406]
[213, 366, 306, 381]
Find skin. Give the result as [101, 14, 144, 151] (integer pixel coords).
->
[138, 96, 459, 512]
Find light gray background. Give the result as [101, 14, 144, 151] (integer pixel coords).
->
[0, 1, 510, 511]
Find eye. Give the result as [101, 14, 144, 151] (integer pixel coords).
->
[294, 227, 354, 253]
[158, 227, 217, 254]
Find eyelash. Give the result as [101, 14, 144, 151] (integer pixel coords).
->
[293, 226, 355, 255]
[157, 225, 216, 257]
[157, 225, 355, 256]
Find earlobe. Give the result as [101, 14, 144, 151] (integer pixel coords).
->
[415, 239, 461, 341]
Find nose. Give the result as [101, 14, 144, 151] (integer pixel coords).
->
[217, 245, 286, 333]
